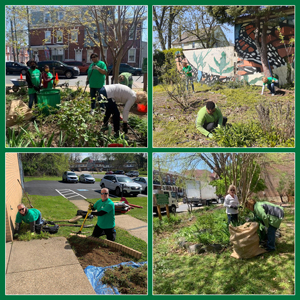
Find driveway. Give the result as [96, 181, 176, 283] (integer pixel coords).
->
[24, 180, 146, 199]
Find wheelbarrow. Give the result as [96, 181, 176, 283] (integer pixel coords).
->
[10, 78, 27, 93]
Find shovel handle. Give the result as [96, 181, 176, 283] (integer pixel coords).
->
[77, 208, 92, 234]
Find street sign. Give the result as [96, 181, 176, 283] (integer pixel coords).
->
[156, 193, 169, 205]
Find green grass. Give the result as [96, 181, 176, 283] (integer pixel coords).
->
[24, 176, 62, 182]
[16, 194, 147, 261]
[153, 206, 294, 294]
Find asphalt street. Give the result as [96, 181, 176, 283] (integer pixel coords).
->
[6, 74, 144, 87]
[24, 180, 146, 199]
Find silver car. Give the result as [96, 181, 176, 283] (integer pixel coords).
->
[100, 174, 142, 197]
[62, 171, 78, 183]
[79, 174, 95, 184]
[133, 177, 147, 194]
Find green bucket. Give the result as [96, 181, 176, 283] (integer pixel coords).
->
[37, 89, 61, 115]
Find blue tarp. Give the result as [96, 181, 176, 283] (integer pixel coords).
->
[84, 261, 147, 295]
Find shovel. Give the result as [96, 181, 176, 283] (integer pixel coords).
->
[76, 207, 93, 234]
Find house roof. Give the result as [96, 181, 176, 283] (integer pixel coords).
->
[172, 26, 221, 45]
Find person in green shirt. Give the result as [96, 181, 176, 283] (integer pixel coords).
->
[25, 60, 41, 109]
[195, 101, 227, 138]
[86, 53, 108, 115]
[41, 65, 55, 90]
[182, 61, 195, 93]
[245, 199, 284, 251]
[261, 76, 279, 96]
[14, 203, 43, 237]
[90, 188, 116, 241]
[118, 72, 133, 88]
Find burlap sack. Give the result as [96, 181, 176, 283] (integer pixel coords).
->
[229, 222, 267, 259]
[6, 100, 33, 127]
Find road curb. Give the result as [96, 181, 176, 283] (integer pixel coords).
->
[69, 233, 142, 259]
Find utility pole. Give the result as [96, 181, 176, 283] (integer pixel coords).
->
[10, 19, 16, 62]
[27, 6, 31, 60]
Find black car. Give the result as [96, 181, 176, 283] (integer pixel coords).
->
[6, 62, 29, 75]
[37, 60, 80, 79]
[107, 63, 142, 76]
[113, 170, 125, 174]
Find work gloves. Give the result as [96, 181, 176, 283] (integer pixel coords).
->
[33, 86, 40, 92]
[122, 122, 128, 134]
[88, 203, 95, 210]
[230, 205, 238, 210]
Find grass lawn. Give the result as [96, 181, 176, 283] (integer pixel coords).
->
[24, 176, 62, 182]
[16, 195, 147, 261]
[153, 205, 294, 294]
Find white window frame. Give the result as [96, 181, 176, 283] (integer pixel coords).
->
[56, 30, 63, 43]
[58, 11, 64, 21]
[44, 12, 51, 23]
[70, 30, 78, 43]
[45, 31, 51, 44]
[128, 48, 136, 63]
[129, 27, 136, 40]
[100, 49, 107, 61]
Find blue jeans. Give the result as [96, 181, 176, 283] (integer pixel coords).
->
[28, 93, 37, 109]
[227, 213, 238, 224]
[267, 82, 279, 94]
[35, 212, 43, 225]
[90, 87, 106, 109]
[186, 77, 194, 91]
[267, 225, 277, 251]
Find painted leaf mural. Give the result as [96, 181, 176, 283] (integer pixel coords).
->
[209, 51, 233, 75]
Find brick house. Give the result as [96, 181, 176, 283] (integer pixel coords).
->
[29, 7, 145, 68]
[6, 154, 24, 242]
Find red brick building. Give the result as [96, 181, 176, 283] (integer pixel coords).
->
[29, 7, 146, 67]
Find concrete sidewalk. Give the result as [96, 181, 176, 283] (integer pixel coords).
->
[6, 237, 96, 295]
[69, 198, 148, 243]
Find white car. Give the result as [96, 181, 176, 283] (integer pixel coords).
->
[133, 177, 147, 194]
[125, 170, 139, 177]
[100, 174, 142, 197]
[62, 171, 78, 183]
[79, 174, 95, 184]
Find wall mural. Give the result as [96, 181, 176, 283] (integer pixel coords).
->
[235, 16, 294, 85]
[178, 16, 294, 86]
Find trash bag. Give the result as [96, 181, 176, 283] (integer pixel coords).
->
[6, 100, 33, 127]
[229, 222, 267, 259]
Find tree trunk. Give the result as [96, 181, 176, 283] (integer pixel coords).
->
[153, 7, 166, 51]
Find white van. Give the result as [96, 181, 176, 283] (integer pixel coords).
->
[153, 190, 179, 214]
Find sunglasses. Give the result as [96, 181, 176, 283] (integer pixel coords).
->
[19, 208, 25, 211]
[91, 56, 97, 59]
[101, 193, 108, 195]
[230, 189, 235, 192]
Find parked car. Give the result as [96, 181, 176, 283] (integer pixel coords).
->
[125, 170, 139, 177]
[107, 63, 142, 76]
[105, 171, 114, 174]
[37, 60, 80, 78]
[113, 170, 125, 174]
[6, 62, 29, 75]
[133, 177, 147, 194]
[100, 174, 142, 197]
[62, 171, 78, 183]
[63, 61, 90, 74]
[79, 174, 95, 184]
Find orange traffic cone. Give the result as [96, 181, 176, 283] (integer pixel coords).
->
[55, 73, 58, 80]
[20, 74, 23, 79]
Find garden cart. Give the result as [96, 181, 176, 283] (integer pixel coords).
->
[10, 78, 27, 92]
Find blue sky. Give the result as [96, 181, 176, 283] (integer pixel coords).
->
[153, 153, 213, 173]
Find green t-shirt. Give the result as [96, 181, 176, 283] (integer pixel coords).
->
[87, 60, 107, 88]
[263, 77, 278, 85]
[15, 208, 40, 224]
[93, 198, 115, 229]
[28, 69, 41, 95]
[196, 105, 223, 136]
[182, 65, 192, 77]
[119, 72, 133, 87]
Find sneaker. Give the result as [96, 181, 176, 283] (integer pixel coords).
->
[89, 109, 94, 116]
[101, 126, 109, 132]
